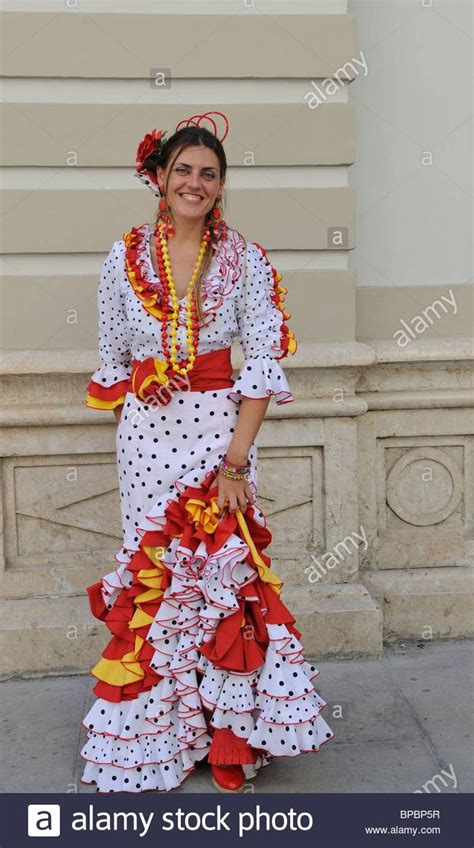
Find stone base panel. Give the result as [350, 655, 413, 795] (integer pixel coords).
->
[0, 339, 472, 674]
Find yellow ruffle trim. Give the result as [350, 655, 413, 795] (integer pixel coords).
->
[85, 393, 126, 410]
[90, 549, 166, 687]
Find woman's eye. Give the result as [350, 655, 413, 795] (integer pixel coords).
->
[175, 167, 216, 179]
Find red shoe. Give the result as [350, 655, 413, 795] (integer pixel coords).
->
[211, 763, 245, 793]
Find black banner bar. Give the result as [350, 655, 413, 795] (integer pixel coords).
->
[1, 792, 472, 847]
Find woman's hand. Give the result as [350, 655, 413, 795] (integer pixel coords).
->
[217, 471, 254, 515]
[113, 404, 124, 424]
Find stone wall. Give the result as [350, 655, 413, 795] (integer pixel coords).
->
[0, 1, 472, 676]
[1, 338, 472, 675]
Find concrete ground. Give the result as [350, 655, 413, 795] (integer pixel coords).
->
[1, 640, 472, 794]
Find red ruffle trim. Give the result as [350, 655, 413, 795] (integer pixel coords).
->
[86, 468, 301, 702]
[207, 727, 259, 765]
[122, 225, 167, 322]
[86, 378, 130, 402]
[199, 578, 300, 673]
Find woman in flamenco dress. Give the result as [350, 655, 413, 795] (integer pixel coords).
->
[80, 111, 334, 793]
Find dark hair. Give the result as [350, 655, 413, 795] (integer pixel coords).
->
[146, 125, 228, 324]
[157, 124, 227, 184]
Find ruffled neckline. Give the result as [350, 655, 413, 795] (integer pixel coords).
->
[143, 223, 187, 304]
[122, 221, 247, 326]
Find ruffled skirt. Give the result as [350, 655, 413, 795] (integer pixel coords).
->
[80, 388, 334, 792]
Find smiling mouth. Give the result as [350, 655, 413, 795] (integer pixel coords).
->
[179, 193, 203, 203]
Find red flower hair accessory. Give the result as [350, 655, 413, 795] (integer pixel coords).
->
[134, 129, 168, 196]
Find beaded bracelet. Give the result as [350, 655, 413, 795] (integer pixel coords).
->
[218, 456, 251, 480]
[223, 457, 250, 474]
[218, 466, 247, 481]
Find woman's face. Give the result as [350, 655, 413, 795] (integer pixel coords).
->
[157, 145, 224, 225]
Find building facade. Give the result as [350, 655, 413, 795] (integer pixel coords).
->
[0, 0, 472, 676]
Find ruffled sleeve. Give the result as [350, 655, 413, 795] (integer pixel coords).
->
[228, 241, 297, 405]
[84, 240, 133, 410]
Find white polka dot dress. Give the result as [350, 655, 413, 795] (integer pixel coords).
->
[80, 221, 334, 793]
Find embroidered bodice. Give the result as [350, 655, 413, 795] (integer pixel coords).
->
[86, 221, 297, 407]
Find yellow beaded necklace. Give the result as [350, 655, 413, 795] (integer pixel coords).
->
[156, 221, 209, 376]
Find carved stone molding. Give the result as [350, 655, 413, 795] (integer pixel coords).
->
[2, 455, 122, 572]
[256, 447, 324, 557]
[386, 447, 464, 526]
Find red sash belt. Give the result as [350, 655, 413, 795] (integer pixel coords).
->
[128, 347, 233, 406]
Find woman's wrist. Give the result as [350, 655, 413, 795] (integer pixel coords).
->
[225, 445, 249, 466]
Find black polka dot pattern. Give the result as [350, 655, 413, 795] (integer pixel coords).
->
[87, 239, 133, 390]
[228, 242, 294, 406]
[79, 223, 333, 795]
[85, 225, 295, 405]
